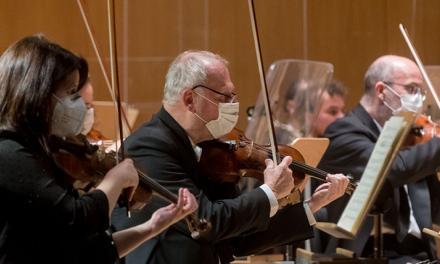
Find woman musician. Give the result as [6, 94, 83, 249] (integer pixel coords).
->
[0, 35, 197, 264]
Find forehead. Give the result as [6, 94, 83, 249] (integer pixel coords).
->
[392, 60, 423, 84]
[320, 92, 344, 107]
[205, 62, 234, 92]
[54, 70, 80, 96]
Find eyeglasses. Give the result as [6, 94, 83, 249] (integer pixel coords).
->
[192, 85, 237, 103]
[383, 81, 426, 97]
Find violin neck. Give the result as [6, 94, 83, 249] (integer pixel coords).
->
[137, 171, 178, 203]
[289, 161, 328, 180]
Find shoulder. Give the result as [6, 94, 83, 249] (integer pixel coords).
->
[0, 136, 34, 165]
[124, 116, 177, 153]
[325, 108, 376, 143]
[325, 114, 367, 139]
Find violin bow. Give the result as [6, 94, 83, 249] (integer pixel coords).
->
[107, 0, 125, 159]
[399, 23, 440, 111]
[247, 0, 280, 165]
[106, 0, 134, 217]
[76, 0, 133, 135]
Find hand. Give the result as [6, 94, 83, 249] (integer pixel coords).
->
[106, 158, 139, 201]
[147, 188, 198, 235]
[308, 173, 349, 213]
[263, 156, 294, 199]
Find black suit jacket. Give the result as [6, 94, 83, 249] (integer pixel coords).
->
[112, 107, 313, 264]
[316, 105, 440, 258]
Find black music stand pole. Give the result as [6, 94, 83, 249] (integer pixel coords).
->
[373, 213, 383, 259]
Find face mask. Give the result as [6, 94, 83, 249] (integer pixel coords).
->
[81, 107, 94, 135]
[51, 93, 87, 137]
[383, 84, 424, 114]
[193, 92, 239, 138]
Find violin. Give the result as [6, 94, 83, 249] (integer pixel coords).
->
[197, 128, 357, 201]
[407, 114, 440, 145]
[50, 134, 211, 239]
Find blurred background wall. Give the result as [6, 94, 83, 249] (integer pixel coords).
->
[1, 0, 439, 131]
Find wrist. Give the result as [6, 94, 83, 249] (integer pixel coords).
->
[306, 199, 321, 214]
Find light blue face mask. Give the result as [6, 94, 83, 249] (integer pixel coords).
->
[51, 93, 87, 137]
[383, 83, 425, 113]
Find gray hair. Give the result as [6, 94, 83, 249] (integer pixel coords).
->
[163, 50, 228, 103]
[364, 56, 396, 94]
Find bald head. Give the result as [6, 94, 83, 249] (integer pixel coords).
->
[163, 50, 228, 104]
[364, 55, 420, 95]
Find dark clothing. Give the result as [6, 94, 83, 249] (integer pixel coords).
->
[315, 104, 440, 259]
[113, 107, 313, 264]
[0, 130, 118, 264]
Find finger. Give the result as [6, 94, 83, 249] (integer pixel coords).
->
[315, 183, 330, 192]
[176, 188, 184, 210]
[183, 189, 198, 212]
[279, 155, 293, 168]
[128, 187, 136, 201]
[163, 203, 176, 211]
[190, 192, 198, 212]
[265, 159, 274, 168]
[123, 158, 133, 165]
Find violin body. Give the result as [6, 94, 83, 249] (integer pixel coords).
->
[50, 134, 152, 208]
[198, 128, 306, 185]
[198, 128, 356, 199]
[407, 114, 440, 145]
[50, 134, 211, 237]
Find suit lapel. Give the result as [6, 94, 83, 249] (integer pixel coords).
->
[157, 107, 200, 179]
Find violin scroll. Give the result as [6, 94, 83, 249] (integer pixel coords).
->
[406, 114, 440, 146]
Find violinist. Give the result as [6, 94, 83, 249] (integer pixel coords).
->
[315, 55, 440, 262]
[78, 77, 97, 137]
[0, 35, 198, 264]
[78, 77, 113, 142]
[113, 50, 349, 264]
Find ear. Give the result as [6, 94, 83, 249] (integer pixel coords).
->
[182, 89, 195, 112]
[375, 81, 386, 101]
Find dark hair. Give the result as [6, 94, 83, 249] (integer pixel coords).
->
[0, 35, 88, 144]
[326, 80, 347, 98]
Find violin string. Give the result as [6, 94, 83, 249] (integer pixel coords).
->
[136, 169, 177, 203]
[250, 143, 357, 190]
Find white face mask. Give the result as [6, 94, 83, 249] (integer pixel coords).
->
[193, 92, 239, 139]
[51, 93, 87, 137]
[81, 107, 94, 135]
[383, 83, 424, 114]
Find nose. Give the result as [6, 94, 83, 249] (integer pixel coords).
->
[336, 111, 345, 118]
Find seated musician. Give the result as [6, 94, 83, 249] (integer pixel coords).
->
[274, 79, 347, 144]
[315, 55, 440, 262]
[0, 35, 197, 264]
[309, 80, 347, 138]
[113, 50, 350, 264]
[78, 77, 99, 138]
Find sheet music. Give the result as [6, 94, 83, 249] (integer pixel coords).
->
[337, 115, 408, 234]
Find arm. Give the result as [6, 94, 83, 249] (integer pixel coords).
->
[321, 119, 440, 187]
[232, 202, 314, 256]
[389, 137, 440, 186]
[126, 134, 277, 242]
[113, 188, 198, 258]
[1, 143, 112, 236]
[96, 158, 138, 217]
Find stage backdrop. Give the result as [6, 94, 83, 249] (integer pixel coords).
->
[1, 0, 439, 133]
